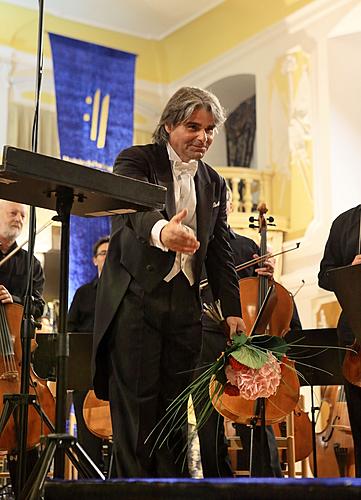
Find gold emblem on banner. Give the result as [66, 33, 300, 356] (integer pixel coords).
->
[83, 89, 110, 149]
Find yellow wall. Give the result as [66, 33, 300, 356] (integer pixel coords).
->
[0, 0, 315, 83]
[161, 0, 315, 82]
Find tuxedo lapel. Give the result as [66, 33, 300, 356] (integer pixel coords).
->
[152, 145, 176, 219]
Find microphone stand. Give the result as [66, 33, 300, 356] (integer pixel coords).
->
[0, 1, 49, 496]
[18, 3, 104, 498]
[16, 0, 46, 491]
[0, 4, 103, 498]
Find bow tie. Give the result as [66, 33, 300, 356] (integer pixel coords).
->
[173, 160, 198, 177]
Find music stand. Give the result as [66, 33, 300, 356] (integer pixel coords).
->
[33, 333, 94, 391]
[326, 263, 361, 343]
[285, 327, 342, 477]
[0, 146, 165, 499]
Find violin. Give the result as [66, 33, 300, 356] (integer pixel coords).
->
[211, 203, 300, 425]
[309, 385, 355, 477]
[0, 302, 55, 453]
[273, 401, 313, 463]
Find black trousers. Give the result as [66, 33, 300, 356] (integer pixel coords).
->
[107, 273, 202, 478]
[344, 379, 361, 476]
[195, 326, 282, 477]
[339, 329, 361, 477]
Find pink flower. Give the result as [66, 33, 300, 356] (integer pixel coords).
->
[224, 352, 281, 400]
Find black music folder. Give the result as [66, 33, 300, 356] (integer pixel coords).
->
[326, 263, 361, 344]
[33, 332, 93, 391]
[0, 146, 166, 216]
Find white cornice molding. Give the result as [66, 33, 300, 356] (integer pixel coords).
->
[0, 45, 14, 63]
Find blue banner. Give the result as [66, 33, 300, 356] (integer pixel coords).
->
[49, 33, 136, 303]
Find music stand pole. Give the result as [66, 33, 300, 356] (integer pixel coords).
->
[15, 0, 45, 493]
[15, 207, 37, 494]
[52, 187, 72, 477]
[20, 189, 104, 500]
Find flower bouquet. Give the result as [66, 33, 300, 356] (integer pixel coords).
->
[148, 302, 299, 460]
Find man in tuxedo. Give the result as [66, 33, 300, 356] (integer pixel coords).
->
[92, 87, 245, 478]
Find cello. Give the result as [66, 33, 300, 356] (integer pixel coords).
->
[211, 203, 300, 425]
[82, 390, 112, 440]
[0, 302, 55, 453]
[309, 385, 355, 477]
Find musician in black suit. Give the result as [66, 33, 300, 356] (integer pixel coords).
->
[196, 188, 284, 478]
[318, 204, 361, 476]
[92, 87, 245, 478]
[67, 235, 109, 472]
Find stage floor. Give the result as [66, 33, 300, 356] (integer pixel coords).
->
[44, 477, 361, 499]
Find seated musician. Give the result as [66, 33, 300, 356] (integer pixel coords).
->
[196, 187, 302, 477]
[0, 199, 45, 493]
[67, 235, 110, 474]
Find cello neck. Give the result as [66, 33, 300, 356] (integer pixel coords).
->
[256, 204, 270, 308]
[258, 225, 269, 306]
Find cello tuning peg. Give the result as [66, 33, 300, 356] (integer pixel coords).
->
[249, 223, 256, 229]
[249, 216, 256, 223]
[267, 216, 274, 223]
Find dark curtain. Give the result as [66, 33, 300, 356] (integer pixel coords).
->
[225, 95, 256, 167]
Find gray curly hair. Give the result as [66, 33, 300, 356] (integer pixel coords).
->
[152, 87, 226, 145]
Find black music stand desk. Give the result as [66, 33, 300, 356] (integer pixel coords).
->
[285, 327, 342, 478]
[0, 146, 166, 498]
[327, 263, 361, 343]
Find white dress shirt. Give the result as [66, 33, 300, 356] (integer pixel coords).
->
[150, 144, 198, 285]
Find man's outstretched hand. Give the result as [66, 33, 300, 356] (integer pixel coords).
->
[160, 209, 200, 254]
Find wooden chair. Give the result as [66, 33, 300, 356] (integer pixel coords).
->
[225, 413, 297, 477]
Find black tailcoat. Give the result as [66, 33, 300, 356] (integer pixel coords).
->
[92, 143, 241, 400]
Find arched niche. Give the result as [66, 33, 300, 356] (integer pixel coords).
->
[204, 74, 256, 168]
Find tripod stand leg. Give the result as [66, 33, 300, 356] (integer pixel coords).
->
[20, 433, 105, 500]
[64, 441, 105, 479]
[0, 398, 17, 434]
[20, 439, 57, 500]
[32, 401, 55, 433]
[107, 443, 114, 479]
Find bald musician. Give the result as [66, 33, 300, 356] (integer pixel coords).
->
[0, 200, 44, 317]
[0, 200, 45, 493]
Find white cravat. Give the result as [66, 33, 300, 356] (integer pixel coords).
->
[150, 147, 199, 286]
[164, 157, 198, 286]
[173, 160, 197, 231]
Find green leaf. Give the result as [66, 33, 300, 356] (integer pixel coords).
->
[249, 335, 289, 361]
[231, 345, 268, 369]
[230, 332, 249, 348]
